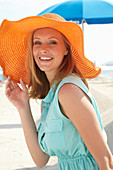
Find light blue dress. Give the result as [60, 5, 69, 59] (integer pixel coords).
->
[37, 75, 105, 170]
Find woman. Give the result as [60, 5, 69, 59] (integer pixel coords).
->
[0, 13, 113, 169]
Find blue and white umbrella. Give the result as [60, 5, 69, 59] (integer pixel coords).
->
[38, 0, 113, 33]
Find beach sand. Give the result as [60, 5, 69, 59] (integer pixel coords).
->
[0, 78, 113, 170]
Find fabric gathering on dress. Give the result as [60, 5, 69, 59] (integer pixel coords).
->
[37, 75, 107, 170]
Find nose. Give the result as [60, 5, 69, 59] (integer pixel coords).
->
[40, 44, 48, 54]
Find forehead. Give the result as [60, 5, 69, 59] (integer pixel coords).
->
[33, 27, 63, 38]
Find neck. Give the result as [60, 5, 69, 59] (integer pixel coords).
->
[45, 72, 56, 85]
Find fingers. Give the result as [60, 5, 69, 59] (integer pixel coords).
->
[5, 86, 11, 97]
[6, 76, 11, 88]
[7, 76, 16, 89]
[5, 76, 13, 96]
[5, 77, 27, 96]
[20, 78, 28, 93]
[5, 76, 19, 95]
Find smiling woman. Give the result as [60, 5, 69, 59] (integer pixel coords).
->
[31, 28, 68, 88]
[28, 27, 74, 99]
[0, 13, 113, 170]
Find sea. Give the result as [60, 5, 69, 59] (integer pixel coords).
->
[99, 66, 113, 78]
[0, 66, 113, 81]
[0, 68, 3, 80]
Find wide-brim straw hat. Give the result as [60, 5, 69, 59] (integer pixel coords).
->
[0, 13, 101, 85]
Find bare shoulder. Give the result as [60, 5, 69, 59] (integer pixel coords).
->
[58, 84, 112, 168]
[58, 83, 88, 104]
[58, 83, 94, 120]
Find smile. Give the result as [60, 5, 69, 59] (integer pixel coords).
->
[39, 57, 53, 61]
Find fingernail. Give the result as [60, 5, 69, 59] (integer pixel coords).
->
[8, 76, 11, 80]
[20, 78, 23, 82]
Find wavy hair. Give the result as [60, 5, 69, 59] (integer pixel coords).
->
[28, 29, 88, 99]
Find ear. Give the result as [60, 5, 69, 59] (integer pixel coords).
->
[64, 49, 68, 56]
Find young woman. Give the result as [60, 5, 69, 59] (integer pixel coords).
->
[0, 13, 113, 170]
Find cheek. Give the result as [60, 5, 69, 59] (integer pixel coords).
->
[56, 49, 65, 61]
[33, 46, 40, 58]
[33, 47, 37, 57]
[32, 48, 39, 64]
[54, 46, 65, 57]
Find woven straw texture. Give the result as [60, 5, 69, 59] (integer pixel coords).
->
[0, 14, 101, 84]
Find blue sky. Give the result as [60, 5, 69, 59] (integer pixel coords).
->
[0, 0, 113, 65]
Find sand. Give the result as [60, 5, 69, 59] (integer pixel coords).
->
[0, 77, 113, 170]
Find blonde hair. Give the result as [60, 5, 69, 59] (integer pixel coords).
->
[28, 29, 88, 99]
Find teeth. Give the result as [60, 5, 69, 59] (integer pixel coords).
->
[40, 57, 52, 60]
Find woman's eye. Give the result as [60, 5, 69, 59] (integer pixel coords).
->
[33, 41, 41, 45]
[49, 41, 57, 45]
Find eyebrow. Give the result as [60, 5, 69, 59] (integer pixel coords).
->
[33, 38, 40, 40]
[33, 37, 59, 40]
[48, 37, 59, 40]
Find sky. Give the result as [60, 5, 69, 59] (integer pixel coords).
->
[0, 0, 113, 66]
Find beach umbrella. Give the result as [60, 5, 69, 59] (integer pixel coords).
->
[38, 0, 113, 34]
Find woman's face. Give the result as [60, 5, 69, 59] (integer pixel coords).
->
[33, 28, 68, 79]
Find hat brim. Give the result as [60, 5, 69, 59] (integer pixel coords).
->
[0, 16, 101, 84]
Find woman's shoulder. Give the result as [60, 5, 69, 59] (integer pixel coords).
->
[57, 74, 90, 105]
[57, 74, 88, 92]
[58, 81, 86, 104]
[58, 74, 81, 86]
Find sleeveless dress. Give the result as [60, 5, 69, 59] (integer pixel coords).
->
[37, 75, 106, 170]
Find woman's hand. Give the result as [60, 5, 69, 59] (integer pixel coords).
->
[5, 76, 29, 110]
[5, 76, 50, 168]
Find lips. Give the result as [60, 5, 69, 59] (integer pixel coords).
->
[39, 56, 53, 61]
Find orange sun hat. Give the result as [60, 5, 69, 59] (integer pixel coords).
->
[0, 13, 101, 85]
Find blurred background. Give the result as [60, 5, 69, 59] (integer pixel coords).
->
[0, 0, 113, 81]
[0, 1, 113, 170]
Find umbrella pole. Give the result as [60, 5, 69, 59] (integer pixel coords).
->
[82, 19, 86, 37]
[82, 19, 86, 48]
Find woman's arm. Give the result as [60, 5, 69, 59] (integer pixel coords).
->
[58, 83, 113, 170]
[5, 77, 50, 168]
